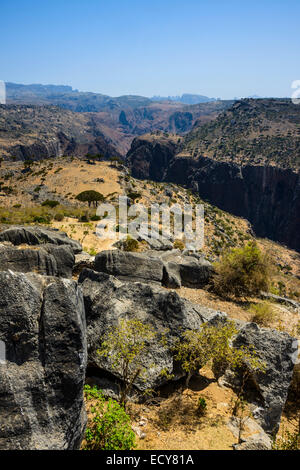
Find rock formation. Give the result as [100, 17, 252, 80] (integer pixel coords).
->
[0, 225, 82, 253]
[0, 271, 87, 449]
[0, 243, 74, 278]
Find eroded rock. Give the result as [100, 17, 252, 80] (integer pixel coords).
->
[0, 271, 87, 449]
[0, 225, 82, 254]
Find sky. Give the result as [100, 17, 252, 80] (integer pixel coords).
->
[0, 0, 300, 99]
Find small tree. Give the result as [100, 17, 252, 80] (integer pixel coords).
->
[98, 319, 156, 408]
[75, 190, 105, 207]
[173, 321, 264, 388]
[213, 241, 273, 298]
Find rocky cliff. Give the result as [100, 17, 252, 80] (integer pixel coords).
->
[165, 155, 300, 252]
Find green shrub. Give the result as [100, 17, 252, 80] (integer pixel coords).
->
[173, 239, 185, 250]
[248, 302, 277, 327]
[42, 200, 59, 208]
[83, 385, 135, 450]
[33, 215, 51, 224]
[79, 213, 90, 222]
[196, 397, 207, 416]
[122, 236, 139, 252]
[213, 241, 273, 298]
[98, 319, 156, 408]
[54, 212, 64, 221]
[90, 215, 101, 221]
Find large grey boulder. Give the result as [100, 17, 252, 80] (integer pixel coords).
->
[158, 250, 214, 288]
[94, 250, 164, 284]
[0, 243, 74, 278]
[0, 271, 87, 450]
[78, 268, 226, 391]
[0, 225, 82, 254]
[219, 322, 298, 435]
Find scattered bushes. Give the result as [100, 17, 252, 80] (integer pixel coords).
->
[212, 241, 273, 298]
[0, 205, 96, 225]
[83, 385, 135, 450]
[273, 427, 300, 450]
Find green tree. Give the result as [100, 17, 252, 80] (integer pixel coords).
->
[75, 190, 105, 207]
[98, 319, 156, 408]
[173, 321, 264, 387]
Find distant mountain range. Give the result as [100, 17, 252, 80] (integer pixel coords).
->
[5, 83, 218, 109]
[150, 94, 218, 104]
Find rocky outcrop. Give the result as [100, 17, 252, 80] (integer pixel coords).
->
[0, 225, 82, 253]
[0, 244, 74, 278]
[94, 249, 214, 288]
[73, 252, 95, 275]
[0, 271, 87, 449]
[220, 322, 298, 434]
[78, 268, 226, 391]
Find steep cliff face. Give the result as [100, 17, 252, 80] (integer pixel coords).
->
[165, 156, 300, 251]
[126, 134, 178, 180]
[126, 135, 300, 251]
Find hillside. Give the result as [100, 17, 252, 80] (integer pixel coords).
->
[0, 104, 120, 161]
[182, 98, 300, 171]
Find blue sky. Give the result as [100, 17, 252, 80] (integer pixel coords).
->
[1, 0, 299, 99]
